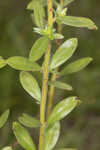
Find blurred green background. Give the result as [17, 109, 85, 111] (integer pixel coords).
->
[0, 0, 100, 150]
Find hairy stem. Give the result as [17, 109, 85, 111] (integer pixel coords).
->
[47, 0, 64, 118]
[39, 0, 53, 150]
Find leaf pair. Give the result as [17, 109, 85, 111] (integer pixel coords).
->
[50, 38, 92, 75]
[44, 96, 80, 150]
[13, 96, 79, 150]
[7, 36, 49, 72]
[13, 119, 60, 150]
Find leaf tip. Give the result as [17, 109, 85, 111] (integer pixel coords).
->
[91, 25, 98, 30]
[88, 57, 93, 62]
[71, 38, 78, 46]
[74, 97, 81, 105]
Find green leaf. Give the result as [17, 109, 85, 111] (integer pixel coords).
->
[27, 1, 34, 10]
[56, 16, 98, 30]
[44, 122, 60, 150]
[50, 38, 78, 69]
[33, 1, 45, 28]
[20, 71, 41, 102]
[64, 0, 75, 6]
[27, 0, 46, 10]
[29, 37, 49, 62]
[13, 122, 36, 150]
[47, 97, 80, 124]
[1, 146, 13, 150]
[7, 56, 41, 71]
[49, 81, 72, 91]
[0, 109, 10, 128]
[0, 57, 6, 68]
[61, 57, 93, 75]
[19, 113, 40, 128]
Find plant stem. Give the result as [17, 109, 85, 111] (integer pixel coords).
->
[60, 0, 64, 7]
[39, 0, 53, 150]
[47, 0, 64, 118]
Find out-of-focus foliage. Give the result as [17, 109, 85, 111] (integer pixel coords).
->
[0, 0, 100, 150]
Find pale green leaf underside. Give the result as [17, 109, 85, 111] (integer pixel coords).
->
[13, 122, 36, 150]
[50, 38, 78, 69]
[44, 122, 60, 150]
[47, 97, 80, 124]
[61, 57, 93, 75]
[20, 71, 41, 102]
[57, 16, 98, 30]
[19, 113, 40, 128]
[29, 37, 49, 62]
[7, 56, 41, 71]
[1, 146, 13, 150]
[0, 109, 10, 128]
[49, 81, 72, 91]
[0, 57, 7, 68]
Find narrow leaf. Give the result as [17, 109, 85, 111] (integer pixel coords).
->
[0, 109, 10, 128]
[61, 57, 93, 75]
[64, 0, 75, 6]
[29, 37, 49, 62]
[13, 122, 36, 150]
[33, 1, 45, 28]
[57, 16, 98, 30]
[0, 57, 6, 68]
[20, 71, 41, 102]
[7, 56, 41, 71]
[44, 122, 60, 150]
[19, 113, 40, 128]
[1, 146, 13, 150]
[50, 38, 78, 69]
[47, 97, 80, 124]
[49, 81, 72, 91]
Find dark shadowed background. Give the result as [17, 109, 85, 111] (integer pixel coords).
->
[0, 0, 100, 150]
